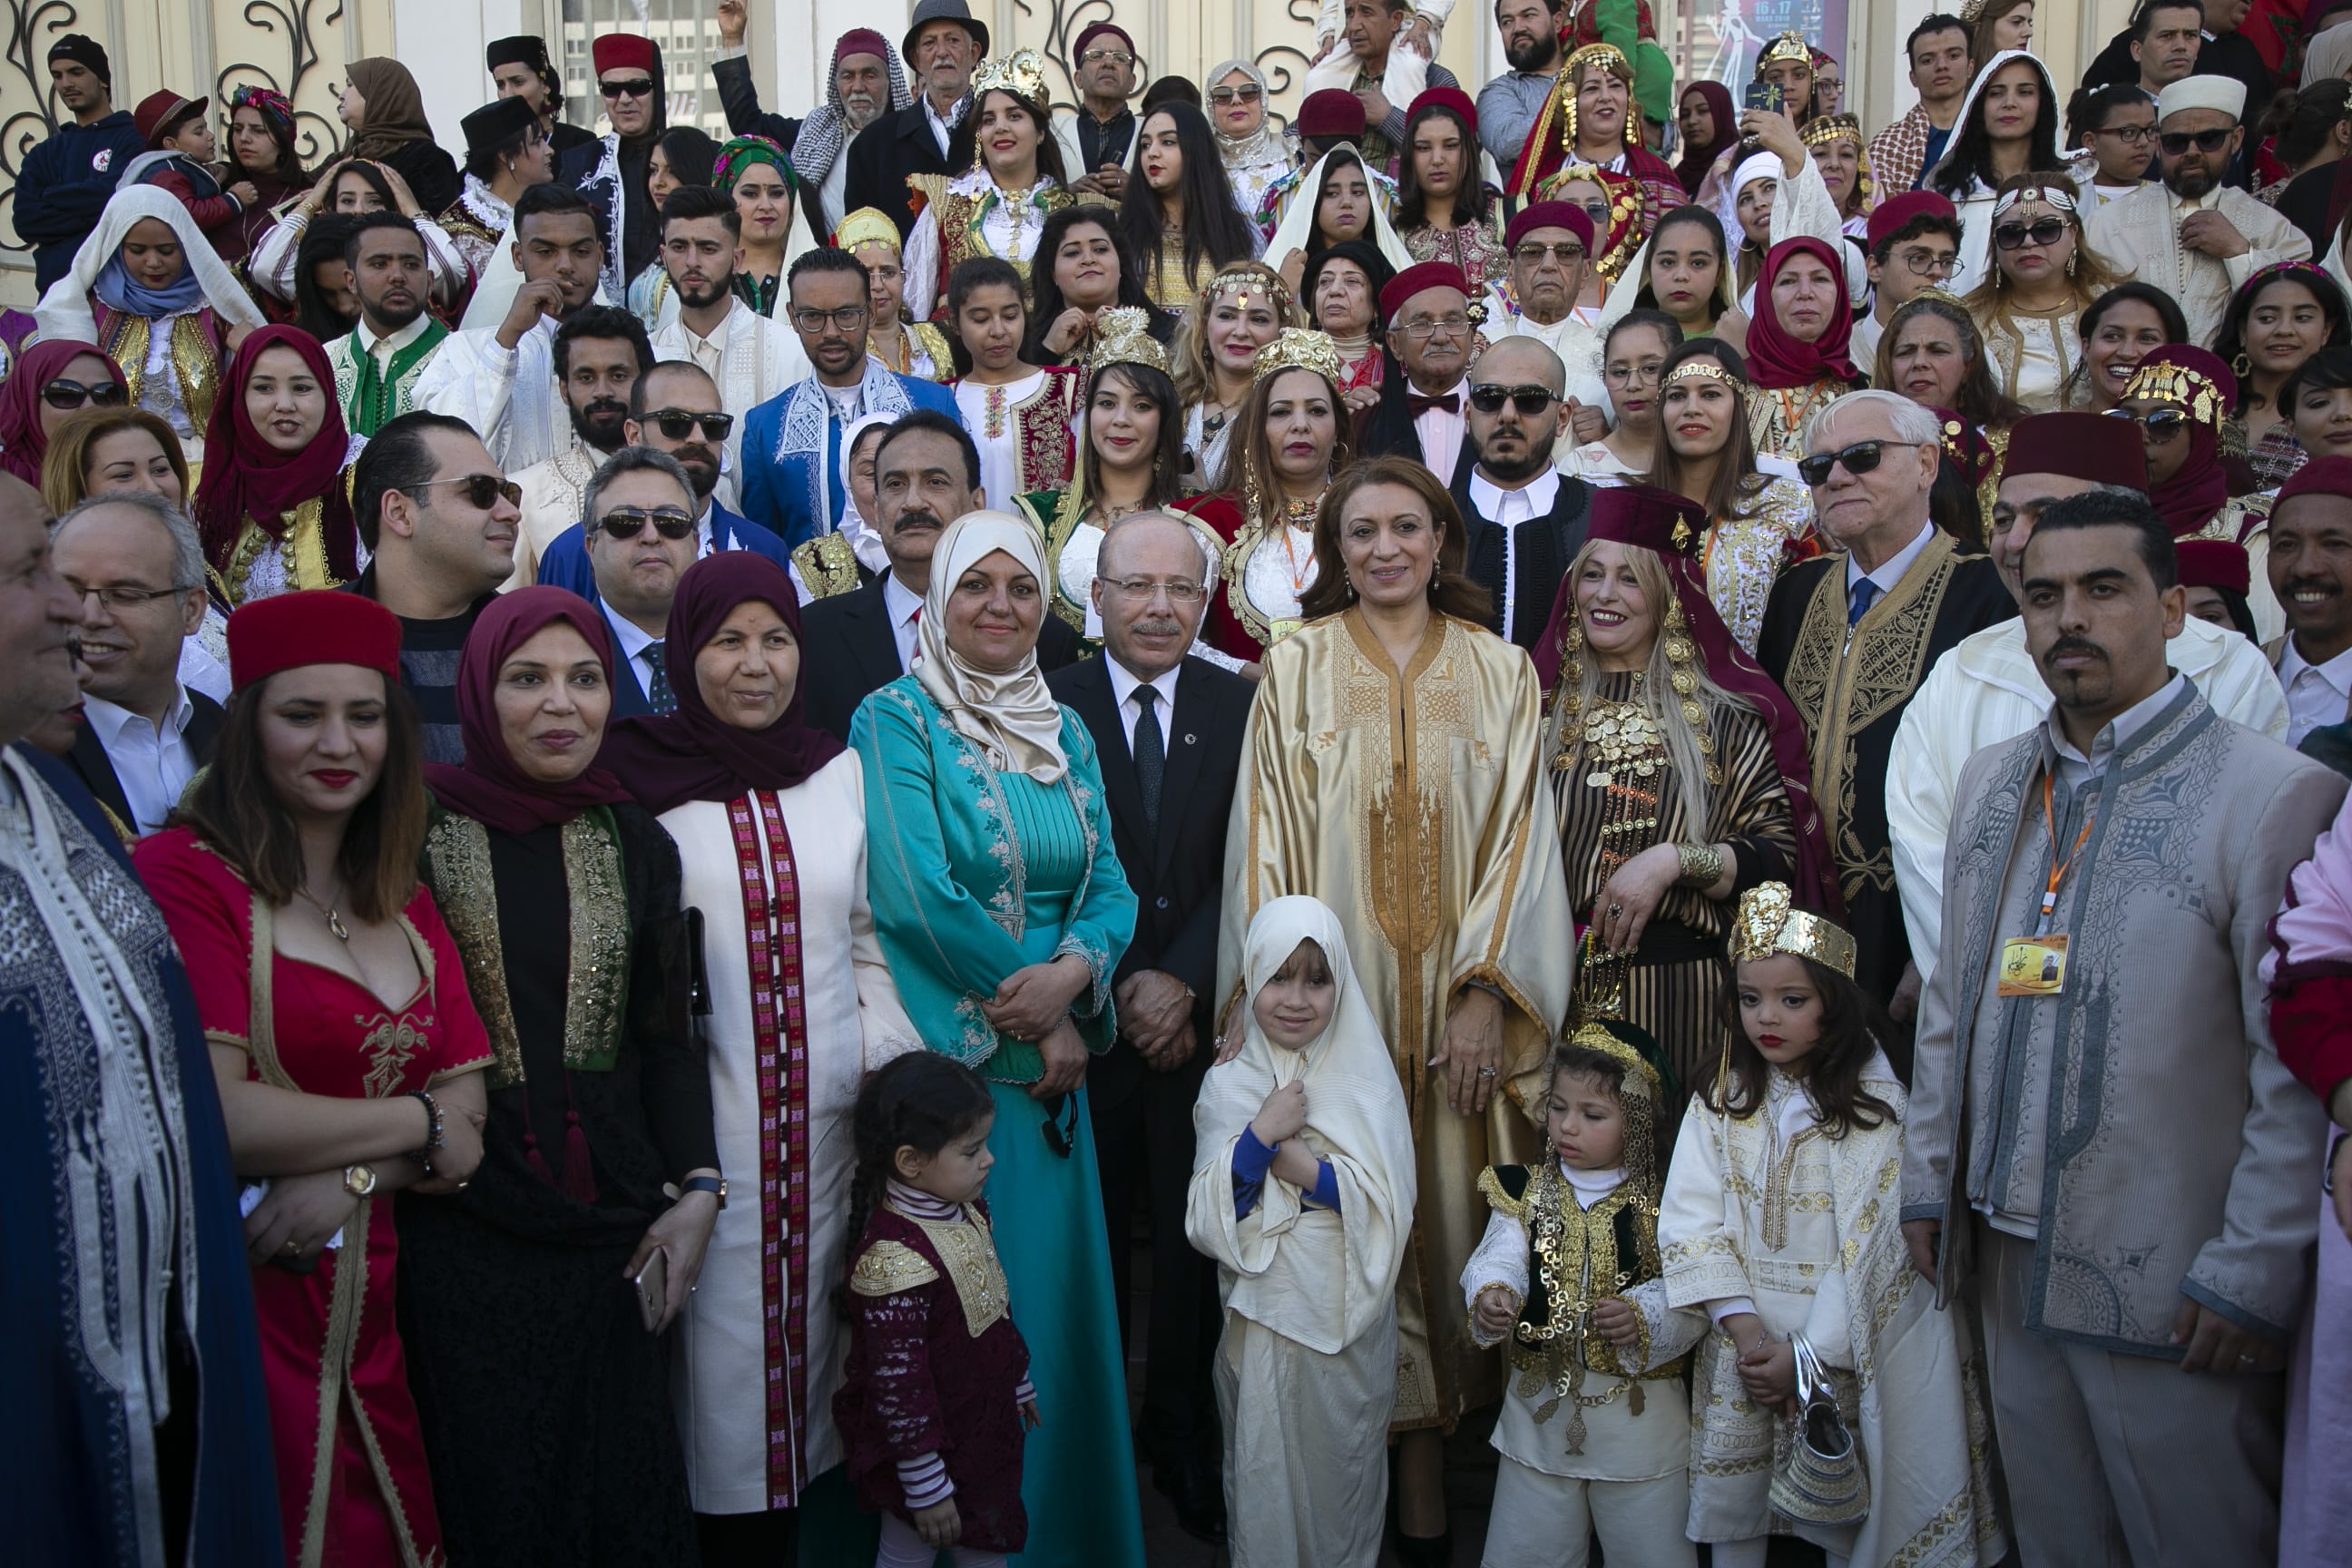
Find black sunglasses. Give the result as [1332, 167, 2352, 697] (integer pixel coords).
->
[1993, 217, 2069, 250]
[1466, 382, 1557, 416]
[2106, 406, 2190, 441]
[1041, 1093, 1079, 1159]
[415, 474, 523, 509]
[2159, 127, 2232, 157]
[598, 506, 697, 540]
[1797, 438, 1925, 487]
[43, 378, 127, 411]
[600, 77, 657, 99]
[646, 408, 734, 441]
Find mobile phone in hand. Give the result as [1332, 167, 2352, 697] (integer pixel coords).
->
[1744, 82, 1786, 115]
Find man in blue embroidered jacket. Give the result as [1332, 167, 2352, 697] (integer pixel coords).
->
[739, 248, 956, 549]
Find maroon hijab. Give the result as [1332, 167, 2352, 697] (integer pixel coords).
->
[2127, 344, 2238, 538]
[600, 553, 845, 816]
[424, 588, 635, 835]
[1675, 82, 1739, 198]
[1744, 236, 1858, 390]
[191, 324, 359, 580]
[0, 339, 125, 485]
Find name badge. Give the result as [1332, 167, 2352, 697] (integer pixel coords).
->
[1997, 935, 2069, 997]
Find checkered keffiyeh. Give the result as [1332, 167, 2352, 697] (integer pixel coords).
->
[1867, 105, 1934, 201]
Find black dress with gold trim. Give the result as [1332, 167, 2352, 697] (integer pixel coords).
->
[398, 801, 712, 1565]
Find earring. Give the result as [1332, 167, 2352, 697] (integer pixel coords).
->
[2233, 352, 2252, 377]
[2065, 250, 2077, 277]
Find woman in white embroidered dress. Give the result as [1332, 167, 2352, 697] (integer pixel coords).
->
[1173, 261, 1303, 494]
[1959, 173, 2124, 415]
[903, 52, 1071, 325]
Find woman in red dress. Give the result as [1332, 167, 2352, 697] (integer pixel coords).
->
[135, 590, 490, 1568]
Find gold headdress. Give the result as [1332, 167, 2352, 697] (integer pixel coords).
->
[1663, 359, 1744, 392]
[1729, 882, 1857, 979]
[1086, 306, 1169, 375]
[971, 49, 1049, 106]
[1564, 42, 1632, 83]
[1959, 0, 1988, 21]
[1251, 327, 1342, 386]
[1546, 43, 1642, 162]
[834, 206, 902, 255]
[1990, 181, 2080, 219]
[1800, 113, 1863, 148]
[1756, 33, 1813, 71]
[2120, 359, 2226, 431]
[1202, 264, 1294, 316]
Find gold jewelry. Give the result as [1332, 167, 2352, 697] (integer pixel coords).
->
[1664, 361, 1742, 391]
[1676, 842, 1726, 887]
[834, 205, 902, 255]
[1800, 113, 1863, 149]
[1577, 701, 1665, 789]
[1730, 881, 1858, 978]
[1202, 265, 1294, 317]
[295, 886, 350, 942]
[971, 49, 1050, 106]
[1251, 327, 1343, 386]
[1756, 32, 1812, 69]
[1085, 305, 1169, 375]
[342, 1163, 377, 1199]
[2119, 360, 2225, 432]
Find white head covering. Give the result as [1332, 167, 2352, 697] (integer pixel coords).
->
[1206, 58, 1289, 168]
[836, 410, 900, 573]
[2304, 21, 2352, 86]
[1185, 896, 1417, 1354]
[1264, 148, 1416, 277]
[2157, 74, 2249, 122]
[1712, 149, 1783, 245]
[33, 186, 267, 343]
[1925, 48, 2059, 193]
[916, 511, 1071, 784]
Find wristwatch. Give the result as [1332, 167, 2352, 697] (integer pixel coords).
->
[679, 1174, 728, 1210]
[343, 1163, 377, 1199]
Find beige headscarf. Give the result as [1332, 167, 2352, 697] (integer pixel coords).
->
[346, 58, 436, 162]
[916, 511, 1070, 784]
[2305, 21, 2352, 85]
[1186, 896, 1417, 1354]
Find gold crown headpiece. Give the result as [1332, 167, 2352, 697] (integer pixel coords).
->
[1730, 883, 1857, 979]
[2120, 360, 2225, 430]
[972, 49, 1049, 105]
[1960, 0, 1988, 21]
[1086, 306, 1169, 375]
[1565, 42, 1632, 81]
[1204, 265, 1295, 314]
[1801, 113, 1863, 148]
[834, 206, 902, 255]
[1563, 1014, 1664, 1097]
[1757, 33, 1812, 70]
[1251, 328, 1343, 386]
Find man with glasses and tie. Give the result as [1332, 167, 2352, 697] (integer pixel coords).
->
[1357, 260, 1480, 480]
[1446, 337, 1594, 652]
[1045, 513, 1251, 1549]
[2088, 75, 2311, 348]
[1853, 191, 1963, 370]
[740, 248, 958, 550]
[555, 31, 670, 309]
[1055, 23, 1142, 201]
[1757, 389, 2011, 1020]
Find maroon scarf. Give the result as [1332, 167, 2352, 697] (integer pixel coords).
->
[1744, 236, 1858, 390]
[0, 339, 125, 485]
[191, 325, 359, 581]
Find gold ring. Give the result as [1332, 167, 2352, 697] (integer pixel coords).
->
[281, 1240, 299, 1256]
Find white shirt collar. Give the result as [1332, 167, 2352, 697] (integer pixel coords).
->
[882, 572, 924, 628]
[1105, 655, 1181, 715]
[1560, 1161, 1626, 1207]
[2280, 636, 2352, 694]
[1846, 517, 1936, 593]
[1468, 466, 1561, 522]
[601, 599, 660, 661]
[81, 688, 193, 744]
[362, 312, 435, 358]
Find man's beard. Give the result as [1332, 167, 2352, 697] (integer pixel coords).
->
[671, 443, 720, 498]
[2168, 163, 2218, 200]
[843, 93, 882, 132]
[571, 398, 629, 451]
[1477, 433, 1553, 484]
[676, 273, 732, 310]
[363, 289, 426, 332]
[1505, 34, 1559, 74]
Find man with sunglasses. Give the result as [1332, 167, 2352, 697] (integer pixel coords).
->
[573, 446, 704, 718]
[843, 0, 986, 239]
[554, 32, 669, 307]
[534, 363, 795, 625]
[1447, 337, 1593, 652]
[1757, 390, 2012, 1020]
[1853, 191, 1963, 371]
[508, 306, 652, 585]
[1479, 201, 1609, 421]
[1054, 22, 1142, 201]
[2086, 75, 2310, 348]
[346, 411, 524, 763]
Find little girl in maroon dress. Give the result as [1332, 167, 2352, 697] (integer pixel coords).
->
[835, 1053, 1040, 1567]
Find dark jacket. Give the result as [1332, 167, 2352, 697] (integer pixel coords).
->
[1448, 465, 1594, 652]
[62, 689, 225, 836]
[800, 571, 1082, 742]
[842, 99, 974, 240]
[15, 113, 148, 290]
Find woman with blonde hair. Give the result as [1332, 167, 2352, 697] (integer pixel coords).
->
[38, 405, 191, 518]
[1959, 172, 2124, 413]
[1173, 261, 1304, 492]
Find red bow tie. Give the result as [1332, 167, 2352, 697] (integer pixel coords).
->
[1406, 390, 1460, 416]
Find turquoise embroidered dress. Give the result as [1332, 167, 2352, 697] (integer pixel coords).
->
[853, 674, 1146, 1567]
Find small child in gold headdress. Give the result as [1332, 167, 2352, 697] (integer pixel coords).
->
[1464, 1014, 1706, 1568]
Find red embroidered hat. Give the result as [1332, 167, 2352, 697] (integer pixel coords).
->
[1296, 89, 1367, 140]
[2000, 410, 2147, 488]
[1504, 200, 1594, 254]
[1407, 85, 1477, 132]
[1378, 260, 1472, 323]
[227, 591, 403, 691]
[2277, 455, 2352, 507]
[592, 33, 659, 78]
[1865, 190, 1958, 250]
[2174, 538, 2251, 595]
[1590, 483, 1710, 560]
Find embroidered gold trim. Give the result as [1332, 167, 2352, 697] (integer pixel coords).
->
[850, 1239, 942, 1296]
[889, 1200, 1013, 1338]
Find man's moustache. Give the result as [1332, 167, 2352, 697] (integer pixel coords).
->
[2043, 635, 2108, 664]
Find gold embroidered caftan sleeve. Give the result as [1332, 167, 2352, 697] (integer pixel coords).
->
[1218, 608, 1575, 1430]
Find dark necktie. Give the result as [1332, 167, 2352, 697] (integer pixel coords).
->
[644, 641, 678, 714]
[1847, 577, 1880, 627]
[1406, 390, 1460, 417]
[1132, 684, 1165, 831]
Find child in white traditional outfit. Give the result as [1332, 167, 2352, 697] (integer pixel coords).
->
[1186, 896, 1417, 1568]
[1465, 1015, 1707, 1568]
[1658, 885, 2008, 1568]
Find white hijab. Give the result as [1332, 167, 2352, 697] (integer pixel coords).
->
[1924, 48, 2058, 197]
[1186, 896, 1417, 1354]
[1265, 148, 1416, 277]
[916, 511, 1071, 784]
[2304, 20, 2352, 85]
[836, 410, 899, 574]
[33, 186, 266, 343]
[1711, 149, 1783, 250]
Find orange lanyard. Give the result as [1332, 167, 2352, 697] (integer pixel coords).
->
[2036, 772, 2095, 936]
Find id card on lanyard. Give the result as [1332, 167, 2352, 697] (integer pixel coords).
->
[1998, 771, 2092, 998]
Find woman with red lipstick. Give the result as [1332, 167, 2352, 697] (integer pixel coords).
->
[191, 325, 366, 605]
[1396, 89, 1505, 288]
[1122, 100, 1263, 310]
[946, 256, 1081, 506]
[716, 135, 796, 320]
[1024, 206, 1169, 369]
[1623, 207, 1748, 351]
[401, 586, 714, 1566]
[1173, 261, 1303, 493]
[1961, 175, 2125, 416]
[1741, 236, 1861, 460]
[135, 589, 493, 1568]
[1925, 51, 2066, 296]
[2066, 281, 2187, 413]
[2213, 261, 2351, 487]
[1562, 310, 1683, 484]
[1205, 59, 1299, 226]
[902, 52, 1075, 324]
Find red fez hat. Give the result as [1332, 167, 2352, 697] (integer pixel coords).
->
[228, 591, 403, 691]
[1073, 21, 1135, 59]
[1378, 260, 1472, 322]
[2000, 410, 2147, 488]
[1930, 408, 1995, 490]
[1504, 200, 1594, 254]
[835, 28, 892, 65]
[1297, 89, 1367, 140]
[592, 33, 659, 78]
[133, 90, 207, 148]
[1590, 483, 1710, 559]
[1408, 85, 1477, 132]
[2174, 538, 2251, 595]
[2276, 454, 2352, 507]
[1865, 190, 1957, 250]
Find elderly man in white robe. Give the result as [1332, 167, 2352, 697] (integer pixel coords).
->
[1477, 200, 1610, 427]
[2085, 75, 2313, 348]
[1887, 412, 2289, 983]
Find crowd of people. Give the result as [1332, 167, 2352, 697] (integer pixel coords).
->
[8, 2, 2352, 1566]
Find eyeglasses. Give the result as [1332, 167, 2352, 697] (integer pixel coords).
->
[2096, 122, 2157, 143]
[1395, 314, 1475, 341]
[1512, 241, 1586, 266]
[1575, 201, 1612, 229]
[1466, 382, 1557, 416]
[1209, 83, 1263, 104]
[1797, 438, 1926, 487]
[789, 304, 871, 332]
[2159, 127, 2233, 157]
[64, 579, 185, 612]
[2105, 406, 2190, 441]
[645, 408, 735, 441]
[1082, 48, 1137, 66]
[1108, 575, 1207, 604]
[597, 506, 698, 540]
[42, 378, 127, 411]
[1896, 247, 1959, 278]
[414, 474, 522, 509]
[600, 77, 657, 99]
[1993, 217, 2070, 250]
[1602, 359, 1664, 387]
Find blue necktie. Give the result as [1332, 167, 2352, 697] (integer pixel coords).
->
[643, 642, 678, 715]
[1847, 577, 1880, 627]
[1132, 685, 1164, 830]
